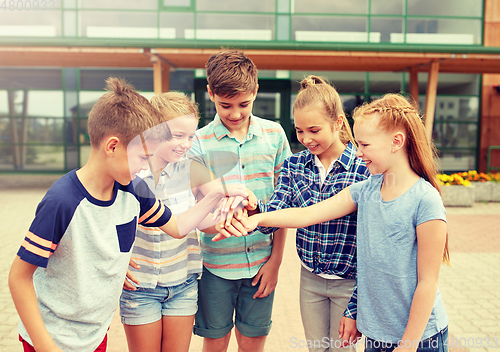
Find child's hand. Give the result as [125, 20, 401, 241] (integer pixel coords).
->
[215, 196, 246, 217]
[212, 208, 248, 242]
[242, 213, 260, 233]
[34, 341, 64, 352]
[218, 184, 248, 199]
[210, 186, 258, 240]
[338, 316, 361, 348]
[225, 188, 256, 212]
[209, 184, 247, 220]
[244, 187, 257, 211]
[213, 211, 261, 242]
[123, 259, 141, 291]
[212, 186, 254, 220]
[212, 196, 245, 222]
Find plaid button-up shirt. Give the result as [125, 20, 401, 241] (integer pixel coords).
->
[258, 142, 369, 318]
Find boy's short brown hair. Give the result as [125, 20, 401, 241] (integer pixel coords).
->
[88, 77, 169, 147]
[206, 49, 258, 98]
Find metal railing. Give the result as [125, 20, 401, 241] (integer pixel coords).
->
[487, 146, 500, 173]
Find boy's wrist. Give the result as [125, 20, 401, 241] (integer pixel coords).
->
[267, 251, 283, 265]
[208, 190, 223, 208]
[205, 184, 225, 201]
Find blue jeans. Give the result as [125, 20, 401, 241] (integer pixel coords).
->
[364, 327, 449, 352]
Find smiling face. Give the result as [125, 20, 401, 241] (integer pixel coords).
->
[353, 113, 394, 175]
[294, 102, 344, 160]
[208, 86, 257, 134]
[155, 114, 198, 164]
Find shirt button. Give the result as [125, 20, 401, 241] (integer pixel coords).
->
[247, 247, 251, 252]
[242, 165, 245, 169]
[240, 144, 243, 147]
[314, 235, 319, 240]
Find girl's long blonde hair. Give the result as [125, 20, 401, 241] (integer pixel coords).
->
[353, 94, 450, 264]
[294, 75, 355, 146]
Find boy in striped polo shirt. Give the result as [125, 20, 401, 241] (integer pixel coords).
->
[190, 49, 292, 352]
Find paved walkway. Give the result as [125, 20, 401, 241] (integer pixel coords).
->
[0, 184, 499, 351]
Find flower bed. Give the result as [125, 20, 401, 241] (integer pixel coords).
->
[440, 184, 475, 207]
[437, 171, 500, 205]
[456, 171, 500, 202]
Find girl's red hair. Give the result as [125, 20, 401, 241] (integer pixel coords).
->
[353, 94, 450, 264]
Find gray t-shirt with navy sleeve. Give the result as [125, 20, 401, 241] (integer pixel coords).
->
[16, 170, 172, 352]
[349, 174, 448, 343]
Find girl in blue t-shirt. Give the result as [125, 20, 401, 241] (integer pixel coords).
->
[238, 93, 450, 352]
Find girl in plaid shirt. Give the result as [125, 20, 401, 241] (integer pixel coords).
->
[249, 76, 369, 352]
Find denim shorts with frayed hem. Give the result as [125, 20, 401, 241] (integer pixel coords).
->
[120, 273, 198, 326]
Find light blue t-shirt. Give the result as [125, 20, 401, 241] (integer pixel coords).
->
[350, 174, 448, 343]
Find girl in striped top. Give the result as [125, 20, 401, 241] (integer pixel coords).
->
[119, 92, 219, 352]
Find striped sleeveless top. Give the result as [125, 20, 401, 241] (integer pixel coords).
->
[129, 158, 202, 288]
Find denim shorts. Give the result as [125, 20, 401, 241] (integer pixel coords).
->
[364, 327, 449, 352]
[120, 274, 199, 325]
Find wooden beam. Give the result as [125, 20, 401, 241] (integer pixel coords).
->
[409, 67, 419, 109]
[153, 58, 162, 95]
[424, 60, 440, 143]
[162, 62, 170, 93]
[2, 46, 500, 74]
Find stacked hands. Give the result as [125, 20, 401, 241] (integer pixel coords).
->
[212, 186, 259, 242]
[125, 184, 258, 290]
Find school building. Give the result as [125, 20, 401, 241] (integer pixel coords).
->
[1, 0, 500, 174]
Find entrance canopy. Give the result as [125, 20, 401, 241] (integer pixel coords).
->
[2, 46, 500, 73]
[2, 45, 500, 141]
